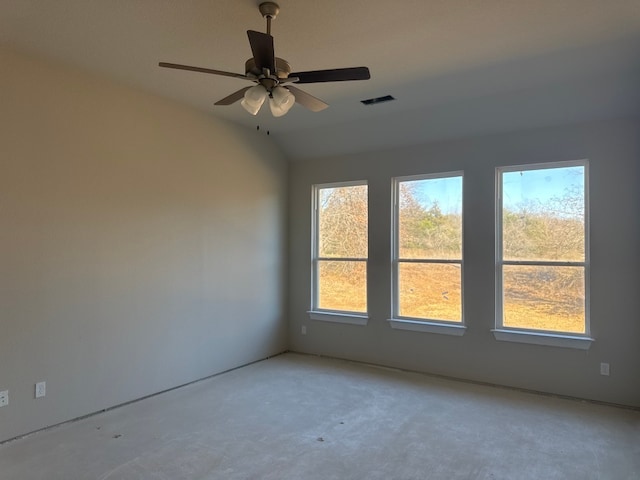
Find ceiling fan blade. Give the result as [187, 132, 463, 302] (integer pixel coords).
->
[247, 30, 275, 73]
[159, 62, 249, 80]
[286, 86, 329, 112]
[214, 86, 253, 106]
[289, 67, 371, 84]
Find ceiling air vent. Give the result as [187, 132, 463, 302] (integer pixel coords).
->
[361, 95, 395, 106]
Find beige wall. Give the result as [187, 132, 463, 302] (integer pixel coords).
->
[289, 118, 640, 407]
[0, 47, 287, 443]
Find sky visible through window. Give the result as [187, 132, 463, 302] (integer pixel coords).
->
[323, 168, 582, 217]
[503, 165, 584, 215]
[409, 177, 462, 214]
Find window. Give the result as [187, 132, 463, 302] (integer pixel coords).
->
[310, 182, 368, 322]
[496, 161, 590, 344]
[390, 173, 464, 332]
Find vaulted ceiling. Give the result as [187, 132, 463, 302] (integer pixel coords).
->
[2, 1, 639, 160]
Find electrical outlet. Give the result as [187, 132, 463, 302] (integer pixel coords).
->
[35, 382, 46, 398]
[301, 325, 307, 335]
[600, 363, 610, 376]
[0, 390, 8, 407]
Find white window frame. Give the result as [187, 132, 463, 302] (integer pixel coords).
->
[388, 172, 466, 336]
[493, 160, 593, 349]
[308, 180, 369, 326]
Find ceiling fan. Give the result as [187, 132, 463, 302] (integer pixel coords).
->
[159, 2, 370, 117]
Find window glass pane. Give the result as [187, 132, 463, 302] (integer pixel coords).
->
[503, 265, 585, 334]
[399, 177, 462, 259]
[318, 185, 368, 258]
[503, 166, 584, 261]
[318, 260, 367, 313]
[398, 262, 461, 322]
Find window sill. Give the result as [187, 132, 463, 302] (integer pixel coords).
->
[308, 311, 369, 326]
[492, 329, 594, 350]
[388, 318, 466, 336]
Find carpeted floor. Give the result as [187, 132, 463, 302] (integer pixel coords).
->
[1, 352, 639, 479]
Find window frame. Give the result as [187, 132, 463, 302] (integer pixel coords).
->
[388, 171, 466, 336]
[308, 180, 369, 325]
[494, 160, 593, 349]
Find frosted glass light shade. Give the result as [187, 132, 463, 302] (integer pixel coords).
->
[241, 85, 267, 115]
[269, 86, 295, 117]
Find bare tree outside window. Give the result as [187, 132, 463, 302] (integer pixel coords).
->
[313, 183, 368, 313]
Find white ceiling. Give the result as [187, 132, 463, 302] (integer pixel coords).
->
[2, 0, 640, 160]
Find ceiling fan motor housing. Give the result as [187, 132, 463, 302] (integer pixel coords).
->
[245, 57, 291, 80]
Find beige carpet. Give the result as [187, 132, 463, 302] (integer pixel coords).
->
[1, 353, 638, 479]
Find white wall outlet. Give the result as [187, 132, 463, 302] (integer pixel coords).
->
[301, 325, 307, 335]
[35, 381, 46, 398]
[600, 363, 610, 376]
[0, 390, 8, 407]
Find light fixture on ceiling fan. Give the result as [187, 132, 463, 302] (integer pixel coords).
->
[241, 83, 295, 117]
[159, 2, 371, 117]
